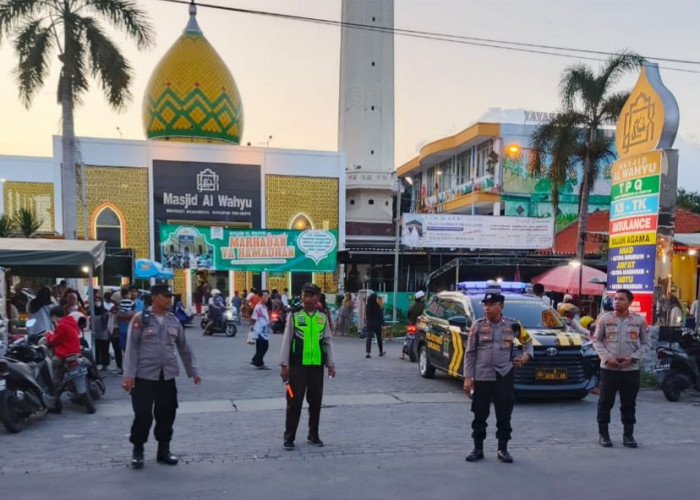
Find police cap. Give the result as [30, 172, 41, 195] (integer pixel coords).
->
[482, 292, 505, 304]
[151, 284, 173, 297]
[301, 282, 321, 295]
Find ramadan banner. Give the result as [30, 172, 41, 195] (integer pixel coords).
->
[159, 224, 338, 272]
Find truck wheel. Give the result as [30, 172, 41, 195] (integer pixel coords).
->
[419, 345, 435, 379]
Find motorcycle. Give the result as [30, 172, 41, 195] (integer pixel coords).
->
[202, 307, 238, 337]
[57, 353, 96, 414]
[271, 307, 288, 334]
[401, 324, 418, 362]
[656, 328, 700, 401]
[0, 326, 61, 433]
[173, 296, 195, 327]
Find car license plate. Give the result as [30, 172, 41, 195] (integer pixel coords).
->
[535, 368, 568, 381]
[0, 379, 6, 391]
[65, 366, 87, 381]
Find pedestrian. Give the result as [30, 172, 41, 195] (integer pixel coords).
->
[336, 292, 353, 336]
[232, 290, 242, 325]
[592, 289, 650, 448]
[560, 304, 590, 335]
[193, 284, 203, 316]
[250, 290, 271, 369]
[105, 292, 123, 374]
[402, 290, 425, 359]
[279, 282, 336, 450]
[281, 288, 290, 309]
[92, 291, 111, 370]
[532, 283, 552, 307]
[463, 292, 533, 463]
[365, 293, 384, 358]
[27, 286, 54, 336]
[118, 286, 143, 355]
[317, 293, 333, 332]
[122, 285, 201, 469]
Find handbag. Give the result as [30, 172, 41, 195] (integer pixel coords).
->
[246, 330, 255, 345]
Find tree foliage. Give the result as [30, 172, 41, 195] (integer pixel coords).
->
[678, 188, 700, 214]
[527, 52, 644, 266]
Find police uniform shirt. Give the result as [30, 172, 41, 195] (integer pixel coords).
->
[593, 311, 650, 371]
[123, 311, 199, 381]
[463, 316, 534, 381]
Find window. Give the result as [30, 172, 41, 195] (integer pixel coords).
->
[476, 140, 493, 177]
[94, 206, 123, 248]
[290, 213, 313, 230]
[424, 297, 444, 318]
[368, 199, 374, 205]
[456, 150, 472, 184]
[350, 199, 355, 205]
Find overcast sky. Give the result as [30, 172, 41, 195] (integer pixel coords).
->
[1, 0, 699, 189]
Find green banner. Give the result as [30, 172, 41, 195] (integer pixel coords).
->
[611, 174, 660, 202]
[160, 224, 338, 272]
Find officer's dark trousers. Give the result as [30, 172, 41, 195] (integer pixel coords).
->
[130, 372, 179, 446]
[597, 368, 640, 426]
[252, 338, 269, 367]
[284, 365, 324, 442]
[471, 369, 514, 443]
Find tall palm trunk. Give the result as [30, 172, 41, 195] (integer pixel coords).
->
[576, 127, 597, 296]
[61, 82, 78, 240]
[61, 26, 78, 240]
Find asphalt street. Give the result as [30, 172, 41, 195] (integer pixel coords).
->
[1, 319, 699, 499]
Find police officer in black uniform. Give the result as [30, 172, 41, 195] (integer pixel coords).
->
[122, 285, 201, 469]
[463, 292, 533, 463]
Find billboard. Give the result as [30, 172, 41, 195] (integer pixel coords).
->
[160, 224, 338, 272]
[152, 160, 261, 225]
[401, 213, 554, 249]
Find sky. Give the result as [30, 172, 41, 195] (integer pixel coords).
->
[1, 0, 700, 189]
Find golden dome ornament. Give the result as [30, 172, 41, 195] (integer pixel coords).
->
[142, 0, 244, 144]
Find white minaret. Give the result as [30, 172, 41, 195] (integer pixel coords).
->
[339, 0, 395, 244]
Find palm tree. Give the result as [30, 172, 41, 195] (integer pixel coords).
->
[13, 207, 43, 237]
[0, 214, 14, 237]
[0, 0, 154, 240]
[528, 52, 644, 280]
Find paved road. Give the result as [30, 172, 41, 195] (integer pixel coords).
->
[2, 320, 699, 498]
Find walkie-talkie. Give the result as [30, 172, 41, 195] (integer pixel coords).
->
[510, 323, 520, 361]
[141, 307, 152, 326]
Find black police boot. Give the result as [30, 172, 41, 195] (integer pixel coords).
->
[131, 444, 144, 470]
[623, 425, 638, 448]
[598, 424, 613, 447]
[465, 440, 484, 462]
[156, 443, 179, 465]
[497, 441, 513, 463]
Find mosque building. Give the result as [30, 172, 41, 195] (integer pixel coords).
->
[0, 2, 345, 301]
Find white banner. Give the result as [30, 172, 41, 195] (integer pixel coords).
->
[401, 213, 554, 249]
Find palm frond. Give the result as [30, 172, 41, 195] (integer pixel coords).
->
[597, 51, 644, 91]
[559, 63, 595, 110]
[0, 213, 15, 237]
[12, 207, 43, 237]
[85, 0, 154, 49]
[80, 15, 132, 109]
[0, 0, 45, 42]
[12, 18, 53, 107]
[600, 91, 631, 123]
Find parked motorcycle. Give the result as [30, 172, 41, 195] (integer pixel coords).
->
[656, 328, 700, 401]
[173, 296, 195, 327]
[0, 327, 61, 433]
[202, 307, 238, 337]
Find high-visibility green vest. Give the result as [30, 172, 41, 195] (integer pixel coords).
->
[291, 310, 327, 366]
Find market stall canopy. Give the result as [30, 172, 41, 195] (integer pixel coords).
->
[532, 264, 607, 296]
[0, 238, 105, 277]
[674, 234, 700, 247]
[134, 259, 174, 280]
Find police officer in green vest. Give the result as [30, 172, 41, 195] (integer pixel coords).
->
[279, 282, 336, 450]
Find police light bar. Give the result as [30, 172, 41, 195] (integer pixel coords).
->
[458, 281, 528, 293]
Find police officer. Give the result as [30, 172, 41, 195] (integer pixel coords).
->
[593, 289, 650, 448]
[122, 285, 201, 469]
[279, 282, 335, 450]
[463, 292, 533, 463]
